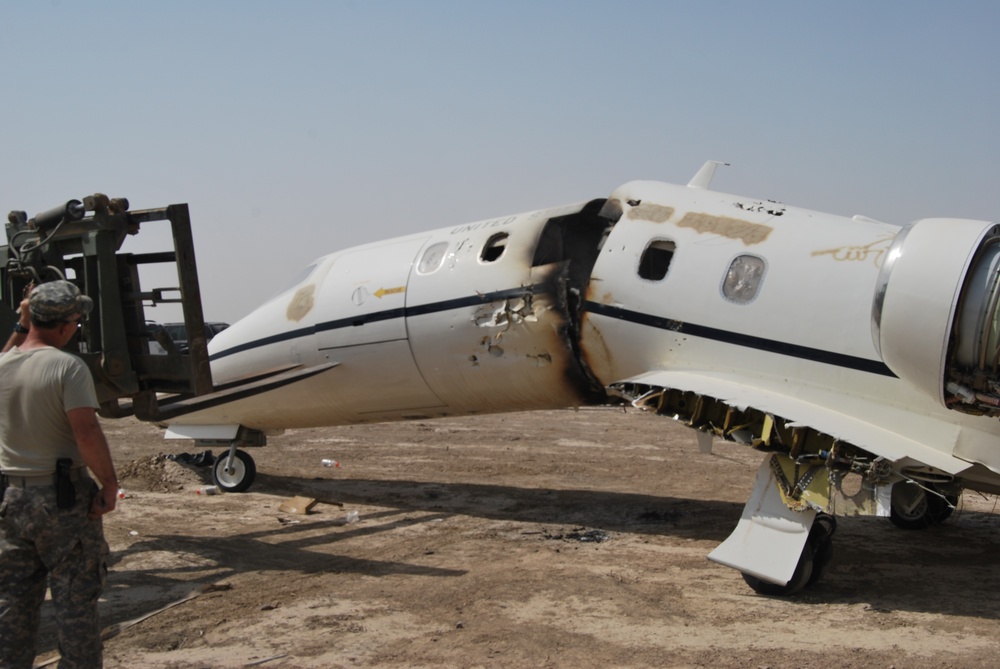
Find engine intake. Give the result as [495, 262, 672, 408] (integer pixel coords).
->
[873, 218, 1000, 415]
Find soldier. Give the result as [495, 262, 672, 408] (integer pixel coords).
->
[0, 281, 118, 669]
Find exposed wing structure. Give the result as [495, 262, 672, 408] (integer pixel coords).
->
[620, 368, 971, 476]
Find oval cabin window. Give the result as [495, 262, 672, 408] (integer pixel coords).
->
[722, 254, 766, 304]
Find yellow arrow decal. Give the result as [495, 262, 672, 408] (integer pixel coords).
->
[374, 286, 406, 299]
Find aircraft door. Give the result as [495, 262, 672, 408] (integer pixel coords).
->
[313, 236, 446, 416]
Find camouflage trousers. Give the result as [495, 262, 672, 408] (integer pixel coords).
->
[0, 478, 108, 669]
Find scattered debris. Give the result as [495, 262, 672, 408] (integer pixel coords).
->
[166, 450, 216, 467]
[244, 653, 289, 667]
[278, 496, 318, 515]
[543, 527, 610, 543]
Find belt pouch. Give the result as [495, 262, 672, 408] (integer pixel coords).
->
[55, 458, 76, 509]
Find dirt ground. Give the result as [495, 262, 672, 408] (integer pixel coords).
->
[29, 406, 1000, 668]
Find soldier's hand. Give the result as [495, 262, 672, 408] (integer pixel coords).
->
[90, 485, 118, 518]
[16, 283, 33, 329]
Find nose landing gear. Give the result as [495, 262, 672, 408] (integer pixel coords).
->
[211, 444, 258, 493]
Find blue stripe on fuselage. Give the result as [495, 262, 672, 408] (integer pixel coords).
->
[209, 287, 533, 362]
[209, 290, 894, 378]
[583, 301, 895, 377]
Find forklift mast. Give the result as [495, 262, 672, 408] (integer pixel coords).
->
[2, 194, 213, 420]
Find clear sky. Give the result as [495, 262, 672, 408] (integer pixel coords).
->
[2, 1, 998, 323]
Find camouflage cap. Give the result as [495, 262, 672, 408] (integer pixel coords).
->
[29, 280, 94, 323]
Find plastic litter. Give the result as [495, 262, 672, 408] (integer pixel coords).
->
[196, 485, 219, 495]
[321, 459, 340, 468]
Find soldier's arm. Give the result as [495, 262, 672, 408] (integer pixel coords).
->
[67, 407, 119, 518]
[2, 296, 30, 353]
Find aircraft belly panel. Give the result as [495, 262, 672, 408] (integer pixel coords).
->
[317, 340, 446, 416]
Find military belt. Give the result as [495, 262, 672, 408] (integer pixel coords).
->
[2, 468, 89, 488]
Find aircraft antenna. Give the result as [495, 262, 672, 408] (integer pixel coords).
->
[687, 160, 730, 190]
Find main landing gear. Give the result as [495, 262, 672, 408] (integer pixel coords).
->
[739, 483, 960, 596]
[889, 482, 958, 530]
[741, 513, 837, 596]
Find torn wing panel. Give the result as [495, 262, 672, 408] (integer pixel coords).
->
[619, 369, 971, 476]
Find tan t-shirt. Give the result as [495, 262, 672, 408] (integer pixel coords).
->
[0, 346, 98, 475]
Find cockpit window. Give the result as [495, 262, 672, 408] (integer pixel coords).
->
[277, 264, 316, 295]
[638, 240, 675, 281]
[481, 233, 509, 263]
[722, 254, 766, 304]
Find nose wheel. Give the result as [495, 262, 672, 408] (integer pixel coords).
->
[212, 448, 257, 493]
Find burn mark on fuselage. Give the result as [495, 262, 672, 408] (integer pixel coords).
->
[287, 284, 316, 322]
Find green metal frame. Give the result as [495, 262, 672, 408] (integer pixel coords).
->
[3, 194, 213, 420]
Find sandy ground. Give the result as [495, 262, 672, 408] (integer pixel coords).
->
[28, 406, 1000, 668]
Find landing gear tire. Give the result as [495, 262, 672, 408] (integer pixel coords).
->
[889, 484, 957, 530]
[927, 493, 958, 524]
[809, 538, 833, 586]
[212, 449, 257, 493]
[807, 514, 836, 586]
[741, 541, 815, 596]
[741, 513, 836, 596]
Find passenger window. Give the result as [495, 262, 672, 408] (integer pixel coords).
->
[638, 240, 675, 281]
[722, 254, 766, 304]
[481, 233, 509, 263]
[417, 242, 448, 275]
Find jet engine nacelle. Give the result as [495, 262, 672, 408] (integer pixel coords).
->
[874, 217, 1000, 415]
